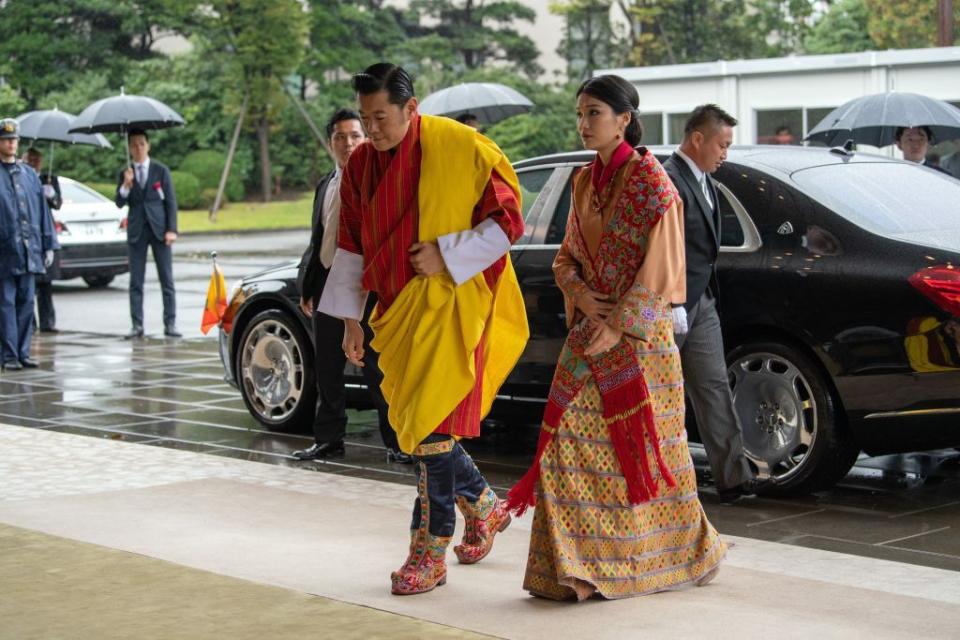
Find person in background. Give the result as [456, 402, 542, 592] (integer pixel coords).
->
[292, 108, 410, 464]
[895, 126, 950, 175]
[24, 147, 61, 333]
[0, 119, 57, 371]
[664, 104, 768, 505]
[115, 129, 180, 338]
[455, 112, 481, 131]
[773, 125, 795, 145]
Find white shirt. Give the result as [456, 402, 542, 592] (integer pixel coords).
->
[676, 148, 712, 209]
[118, 157, 151, 198]
[318, 168, 342, 269]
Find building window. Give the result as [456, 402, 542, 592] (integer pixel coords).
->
[667, 113, 690, 144]
[756, 109, 803, 145]
[640, 112, 663, 145]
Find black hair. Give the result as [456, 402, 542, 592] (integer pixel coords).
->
[895, 126, 934, 143]
[683, 104, 737, 138]
[127, 128, 149, 142]
[25, 147, 41, 156]
[576, 75, 643, 147]
[351, 63, 415, 106]
[326, 108, 362, 140]
[775, 125, 791, 135]
[455, 113, 479, 124]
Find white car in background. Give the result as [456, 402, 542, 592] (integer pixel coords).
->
[55, 177, 129, 288]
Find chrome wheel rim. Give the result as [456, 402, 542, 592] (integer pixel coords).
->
[240, 319, 304, 423]
[728, 351, 817, 483]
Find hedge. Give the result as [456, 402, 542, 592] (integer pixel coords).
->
[178, 150, 245, 202]
[170, 171, 202, 209]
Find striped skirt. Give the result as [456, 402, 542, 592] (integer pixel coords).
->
[522, 340, 726, 600]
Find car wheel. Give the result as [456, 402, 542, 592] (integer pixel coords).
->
[83, 275, 114, 288]
[726, 340, 859, 495]
[236, 309, 316, 432]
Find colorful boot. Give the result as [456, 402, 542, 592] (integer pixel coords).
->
[453, 487, 511, 565]
[391, 533, 451, 595]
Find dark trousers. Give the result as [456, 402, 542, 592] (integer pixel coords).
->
[128, 229, 176, 329]
[0, 273, 36, 364]
[311, 295, 399, 452]
[676, 290, 753, 491]
[411, 434, 489, 537]
[35, 280, 55, 330]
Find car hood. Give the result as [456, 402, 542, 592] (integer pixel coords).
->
[242, 260, 300, 284]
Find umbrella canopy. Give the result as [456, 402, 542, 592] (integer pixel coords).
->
[68, 90, 185, 135]
[805, 92, 960, 147]
[419, 82, 533, 125]
[16, 109, 112, 148]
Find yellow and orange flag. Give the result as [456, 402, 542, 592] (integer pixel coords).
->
[201, 261, 227, 335]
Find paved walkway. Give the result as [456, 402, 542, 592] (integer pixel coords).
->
[3, 424, 960, 639]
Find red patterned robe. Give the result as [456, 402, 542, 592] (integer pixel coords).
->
[337, 115, 524, 437]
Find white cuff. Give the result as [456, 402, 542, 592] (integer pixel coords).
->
[317, 249, 368, 321]
[118, 185, 130, 198]
[672, 306, 688, 335]
[437, 218, 512, 286]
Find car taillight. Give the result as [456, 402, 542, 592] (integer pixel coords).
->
[910, 265, 960, 317]
[119, 217, 128, 230]
[54, 219, 69, 235]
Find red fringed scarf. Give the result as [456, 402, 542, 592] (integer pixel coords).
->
[506, 149, 678, 516]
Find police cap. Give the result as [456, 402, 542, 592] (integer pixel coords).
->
[0, 118, 19, 140]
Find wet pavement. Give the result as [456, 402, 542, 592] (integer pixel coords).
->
[4, 330, 960, 574]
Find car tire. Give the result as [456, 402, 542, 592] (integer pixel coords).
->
[236, 308, 316, 433]
[726, 340, 859, 495]
[83, 275, 115, 288]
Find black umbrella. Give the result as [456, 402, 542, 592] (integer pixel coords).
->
[805, 92, 960, 147]
[16, 109, 112, 177]
[68, 89, 185, 166]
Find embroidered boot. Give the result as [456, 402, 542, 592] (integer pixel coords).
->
[391, 528, 420, 581]
[453, 488, 511, 565]
[391, 533, 451, 595]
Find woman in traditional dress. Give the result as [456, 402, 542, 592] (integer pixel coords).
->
[506, 75, 726, 600]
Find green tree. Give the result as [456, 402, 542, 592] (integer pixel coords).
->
[407, 0, 542, 77]
[206, 0, 308, 202]
[550, 0, 628, 81]
[0, 1, 199, 106]
[805, 0, 875, 54]
[864, 0, 960, 49]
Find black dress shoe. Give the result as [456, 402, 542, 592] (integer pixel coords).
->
[718, 478, 770, 505]
[387, 449, 413, 464]
[19, 358, 39, 368]
[1, 361, 23, 371]
[164, 326, 183, 338]
[292, 441, 345, 460]
[124, 326, 145, 339]
[39, 327, 58, 333]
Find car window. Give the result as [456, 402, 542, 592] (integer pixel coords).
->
[517, 168, 552, 223]
[792, 163, 960, 243]
[717, 185, 746, 247]
[545, 173, 573, 245]
[60, 180, 110, 205]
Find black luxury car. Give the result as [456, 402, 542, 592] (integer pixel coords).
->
[219, 145, 960, 494]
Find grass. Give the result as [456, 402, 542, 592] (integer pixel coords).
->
[178, 192, 313, 234]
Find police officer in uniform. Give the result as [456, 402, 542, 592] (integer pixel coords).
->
[0, 119, 58, 371]
[24, 147, 62, 333]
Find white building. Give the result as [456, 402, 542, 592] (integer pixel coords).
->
[599, 47, 960, 155]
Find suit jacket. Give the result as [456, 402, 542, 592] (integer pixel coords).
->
[115, 160, 178, 244]
[663, 152, 721, 312]
[298, 170, 337, 301]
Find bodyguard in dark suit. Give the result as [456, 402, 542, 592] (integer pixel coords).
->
[664, 104, 762, 505]
[115, 129, 180, 338]
[292, 108, 407, 463]
[0, 119, 58, 371]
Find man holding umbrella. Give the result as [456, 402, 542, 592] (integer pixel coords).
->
[115, 129, 180, 338]
[0, 118, 58, 370]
